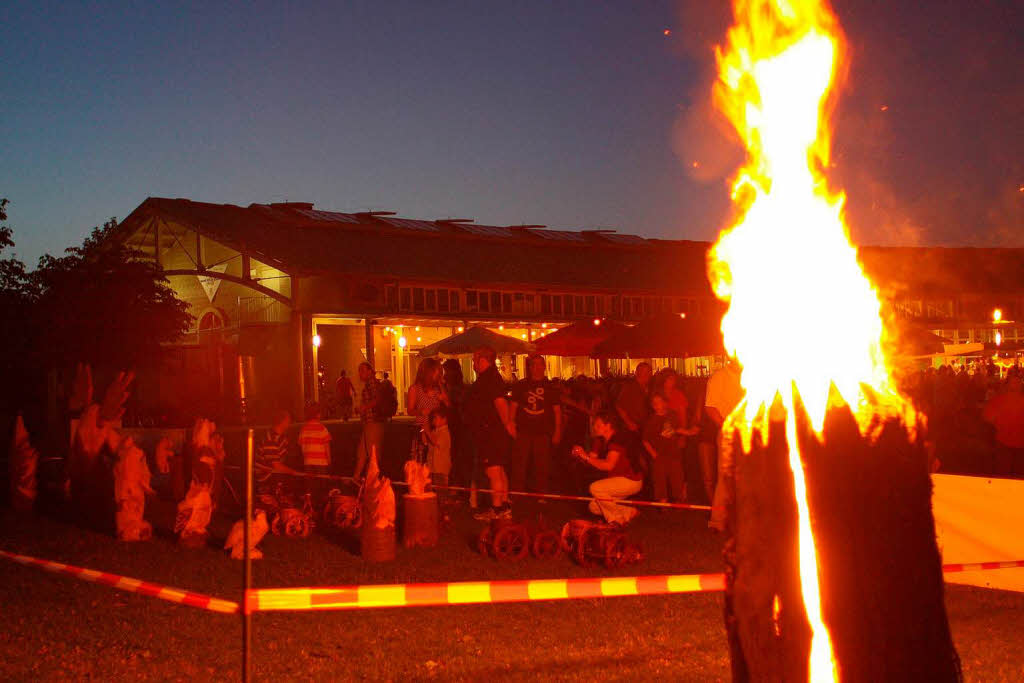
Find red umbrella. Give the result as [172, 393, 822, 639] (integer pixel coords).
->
[590, 313, 725, 359]
[533, 319, 630, 357]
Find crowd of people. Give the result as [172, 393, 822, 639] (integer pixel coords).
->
[253, 350, 753, 527]
[901, 362, 1024, 477]
[252, 352, 1024, 529]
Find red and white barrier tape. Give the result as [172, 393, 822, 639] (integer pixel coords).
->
[0, 549, 239, 614]
[941, 559, 1024, 573]
[4, 546, 1019, 615]
[248, 572, 727, 612]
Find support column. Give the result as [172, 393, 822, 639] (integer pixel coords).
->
[291, 310, 306, 416]
[364, 319, 375, 368]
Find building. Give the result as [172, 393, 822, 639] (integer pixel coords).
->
[114, 197, 1024, 423]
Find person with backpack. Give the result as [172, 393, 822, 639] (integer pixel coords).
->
[571, 410, 644, 525]
[354, 362, 388, 479]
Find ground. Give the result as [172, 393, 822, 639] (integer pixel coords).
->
[0, 498, 1021, 682]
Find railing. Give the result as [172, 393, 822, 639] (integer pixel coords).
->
[239, 296, 290, 325]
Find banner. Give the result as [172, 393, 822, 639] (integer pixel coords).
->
[933, 473, 1024, 593]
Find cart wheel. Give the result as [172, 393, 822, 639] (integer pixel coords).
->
[477, 528, 492, 558]
[603, 534, 628, 568]
[493, 525, 529, 561]
[531, 531, 561, 559]
[286, 515, 309, 537]
[575, 527, 601, 568]
[560, 522, 575, 552]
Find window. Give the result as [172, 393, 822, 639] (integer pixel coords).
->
[553, 295, 563, 315]
[466, 290, 478, 311]
[502, 293, 512, 313]
[574, 296, 584, 315]
[564, 295, 574, 315]
[400, 288, 412, 311]
[449, 290, 460, 312]
[413, 288, 425, 312]
[490, 292, 501, 312]
[541, 294, 551, 315]
[585, 296, 595, 314]
[479, 292, 489, 312]
[425, 289, 437, 311]
[438, 289, 449, 312]
[611, 297, 620, 316]
[385, 286, 398, 310]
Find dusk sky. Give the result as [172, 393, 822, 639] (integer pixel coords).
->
[2, 0, 1020, 265]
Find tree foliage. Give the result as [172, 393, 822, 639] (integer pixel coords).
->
[0, 199, 193, 373]
[33, 218, 193, 367]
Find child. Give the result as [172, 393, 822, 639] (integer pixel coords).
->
[642, 393, 696, 504]
[424, 406, 452, 493]
[298, 403, 331, 501]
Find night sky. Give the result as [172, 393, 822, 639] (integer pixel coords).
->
[2, 0, 1020, 265]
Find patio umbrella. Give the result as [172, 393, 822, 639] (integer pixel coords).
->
[418, 325, 534, 357]
[885, 318, 951, 357]
[590, 313, 725, 359]
[533, 319, 630, 357]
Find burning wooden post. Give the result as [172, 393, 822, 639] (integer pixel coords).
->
[720, 396, 959, 681]
[402, 459, 438, 548]
[361, 448, 397, 561]
[704, 1, 962, 679]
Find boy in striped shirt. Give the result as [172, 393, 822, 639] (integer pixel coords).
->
[299, 403, 332, 475]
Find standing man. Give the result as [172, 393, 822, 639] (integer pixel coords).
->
[509, 354, 562, 495]
[615, 362, 653, 434]
[466, 346, 514, 520]
[354, 362, 385, 479]
[335, 370, 355, 421]
[705, 358, 745, 530]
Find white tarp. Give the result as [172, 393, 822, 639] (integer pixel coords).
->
[932, 473, 1024, 593]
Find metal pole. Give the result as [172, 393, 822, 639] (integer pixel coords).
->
[243, 428, 253, 682]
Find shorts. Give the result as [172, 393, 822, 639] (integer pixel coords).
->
[473, 430, 512, 469]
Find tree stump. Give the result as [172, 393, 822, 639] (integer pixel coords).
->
[723, 400, 960, 681]
[361, 524, 396, 562]
[402, 493, 438, 548]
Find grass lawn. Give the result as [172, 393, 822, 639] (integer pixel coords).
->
[0, 498, 1021, 681]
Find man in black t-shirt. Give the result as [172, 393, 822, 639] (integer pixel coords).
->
[509, 354, 562, 494]
[465, 346, 514, 520]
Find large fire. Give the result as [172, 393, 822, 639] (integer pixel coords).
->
[709, 0, 909, 680]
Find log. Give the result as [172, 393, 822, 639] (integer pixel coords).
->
[361, 524, 396, 562]
[723, 399, 960, 681]
[402, 493, 439, 548]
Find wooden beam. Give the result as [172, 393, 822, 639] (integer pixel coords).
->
[241, 251, 251, 281]
[162, 268, 291, 305]
[196, 231, 203, 270]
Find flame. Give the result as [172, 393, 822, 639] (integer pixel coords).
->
[708, 1, 908, 680]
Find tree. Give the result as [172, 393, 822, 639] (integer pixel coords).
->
[33, 218, 193, 368]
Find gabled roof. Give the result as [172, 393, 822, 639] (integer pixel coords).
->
[118, 197, 714, 294]
[117, 197, 1024, 300]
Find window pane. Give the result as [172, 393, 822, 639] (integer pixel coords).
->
[491, 292, 501, 311]
[479, 292, 489, 312]
[553, 296, 563, 315]
[400, 288, 411, 311]
[449, 290, 460, 312]
[541, 295, 551, 315]
[425, 289, 437, 310]
[502, 293, 512, 312]
[438, 289, 449, 312]
[413, 288, 425, 312]
[585, 296, 595, 314]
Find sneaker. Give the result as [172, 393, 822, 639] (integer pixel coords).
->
[496, 505, 513, 520]
[473, 508, 497, 521]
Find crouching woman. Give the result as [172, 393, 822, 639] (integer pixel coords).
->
[572, 411, 643, 525]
